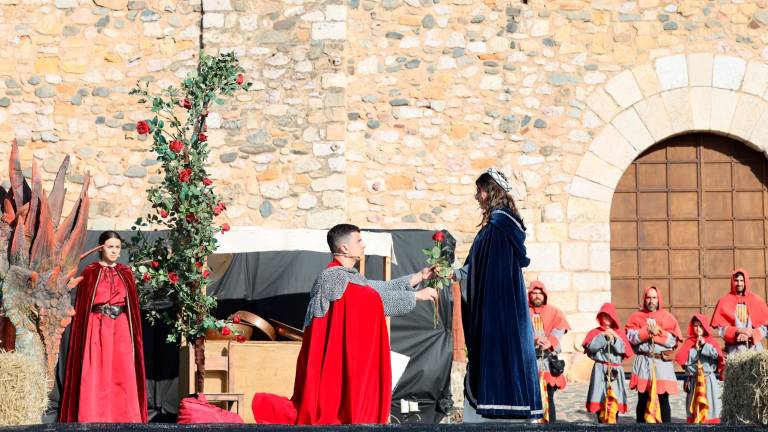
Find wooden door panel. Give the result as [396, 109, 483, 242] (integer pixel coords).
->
[638, 192, 667, 219]
[703, 249, 734, 276]
[734, 220, 765, 246]
[616, 164, 637, 191]
[612, 193, 637, 219]
[734, 191, 764, 217]
[639, 221, 668, 247]
[669, 221, 699, 246]
[611, 222, 637, 248]
[733, 163, 764, 190]
[668, 163, 698, 189]
[639, 250, 668, 276]
[702, 191, 732, 218]
[701, 144, 730, 161]
[613, 279, 638, 308]
[638, 164, 667, 189]
[667, 143, 697, 160]
[702, 163, 732, 189]
[670, 250, 699, 276]
[735, 249, 765, 276]
[669, 192, 698, 218]
[670, 278, 701, 306]
[703, 278, 730, 306]
[611, 250, 638, 277]
[750, 278, 767, 299]
[703, 220, 733, 247]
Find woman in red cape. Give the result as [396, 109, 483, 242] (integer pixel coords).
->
[59, 231, 147, 423]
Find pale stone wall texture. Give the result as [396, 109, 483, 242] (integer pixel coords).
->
[3, 0, 768, 378]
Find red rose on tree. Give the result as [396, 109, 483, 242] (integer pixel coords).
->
[432, 231, 445, 242]
[178, 167, 192, 183]
[182, 98, 192, 109]
[160, 209, 169, 218]
[236, 74, 244, 84]
[136, 120, 150, 135]
[151, 261, 160, 268]
[221, 223, 230, 232]
[236, 335, 246, 343]
[195, 262, 203, 268]
[198, 133, 207, 142]
[168, 272, 180, 284]
[143, 273, 151, 282]
[202, 269, 210, 278]
[185, 213, 197, 223]
[221, 327, 231, 336]
[232, 316, 241, 324]
[203, 177, 213, 186]
[169, 140, 184, 153]
[213, 202, 226, 216]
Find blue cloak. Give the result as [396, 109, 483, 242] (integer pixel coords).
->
[462, 208, 543, 418]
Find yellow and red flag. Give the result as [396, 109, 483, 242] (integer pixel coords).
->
[689, 362, 709, 423]
[643, 362, 662, 423]
[538, 374, 549, 423]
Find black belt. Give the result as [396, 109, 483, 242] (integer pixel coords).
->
[92, 304, 126, 319]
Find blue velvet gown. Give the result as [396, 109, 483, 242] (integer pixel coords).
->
[462, 208, 543, 419]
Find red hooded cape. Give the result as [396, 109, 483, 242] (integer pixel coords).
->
[674, 314, 725, 377]
[625, 286, 683, 343]
[710, 268, 768, 344]
[582, 303, 634, 360]
[528, 281, 571, 388]
[59, 262, 147, 423]
[251, 260, 392, 424]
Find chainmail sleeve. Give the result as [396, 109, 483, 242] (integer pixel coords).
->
[303, 266, 368, 329]
[368, 275, 417, 316]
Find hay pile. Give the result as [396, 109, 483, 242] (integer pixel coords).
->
[722, 350, 768, 424]
[0, 350, 49, 426]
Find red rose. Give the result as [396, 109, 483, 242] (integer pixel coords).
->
[203, 177, 213, 186]
[202, 269, 210, 278]
[182, 98, 192, 109]
[221, 223, 230, 233]
[160, 209, 169, 218]
[236, 335, 246, 343]
[432, 231, 445, 242]
[236, 74, 244, 84]
[221, 327, 231, 336]
[214, 202, 226, 216]
[168, 272, 179, 284]
[169, 140, 184, 153]
[198, 133, 207, 142]
[185, 213, 197, 223]
[195, 262, 203, 268]
[232, 315, 241, 324]
[178, 167, 192, 183]
[136, 120, 150, 135]
[142, 273, 151, 282]
[151, 261, 160, 268]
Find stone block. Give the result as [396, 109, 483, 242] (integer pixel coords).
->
[662, 87, 693, 134]
[589, 242, 610, 272]
[325, 5, 347, 21]
[710, 88, 739, 133]
[633, 94, 673, 142]
[655, 54, 688, 90]
[562, 242, 589, 271]
[567, 197, 611, 223]
[604, 70, 643, 108]
[690, 86, 712, 130]
[578, 291, 611, 312]
[742, 61, 768, 96]
[569, 223, 610, 241]
[712, 55, 746, 90]
[203, 13, 225, 28]
[730, 93, 765, 140]
[526, 242, 561, 271]
[542, 203, 564, 222]
[535, 272, 571, 292]
[310, 174, 346, 191]
[203, 0, 232, 11]
[568, 312, 602, 333]
[572, 271, 611, 292]
[94, 0, 127, 9]
[589, 123, 640, 171]
[260, 180, 290, 199]
[537, 223, 568, 242]
[749, 109, 768, 152]
[585, 88, 620, 122]
[569, 176, 613, 203]
[611, 108, 654, 153]
[575, 151, 623, 189]
[632, 63, 662, 97]
[312, 22, 345, 40]
[306, 209, 346, 229]
[687, 53, 713, 87]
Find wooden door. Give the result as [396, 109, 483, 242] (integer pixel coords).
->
[610, 133, 768, 331]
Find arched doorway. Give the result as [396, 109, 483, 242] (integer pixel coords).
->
[610, 133, 768, 328]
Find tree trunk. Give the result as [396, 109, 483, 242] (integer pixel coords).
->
[193, 337, 205, 393]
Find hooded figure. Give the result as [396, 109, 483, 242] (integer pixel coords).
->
[528, 281, 570, 422]
[582, 303, 633, 423]
[675, 314, 724, 424]
[710, 268, 768, 354]
[625, 286, 682, 423]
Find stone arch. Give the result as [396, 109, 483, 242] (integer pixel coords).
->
[568, 53, 768, 224]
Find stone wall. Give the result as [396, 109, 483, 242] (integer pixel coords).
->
[3, 0, 768, 376]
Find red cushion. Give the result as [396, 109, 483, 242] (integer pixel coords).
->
[177, 393, 244, 424]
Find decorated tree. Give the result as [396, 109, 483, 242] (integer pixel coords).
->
[129, 52, 250, 393]
[0, 142, 91, 389]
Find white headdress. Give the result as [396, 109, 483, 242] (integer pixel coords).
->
[486, 168, 512, 192]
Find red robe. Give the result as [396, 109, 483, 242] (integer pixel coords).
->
[710, 268, 768, 345]
[60, 262, 147, 423]
[528, 281, 571, 388]
[251, 260, 392, 424]
[674, 313, 725, 379]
